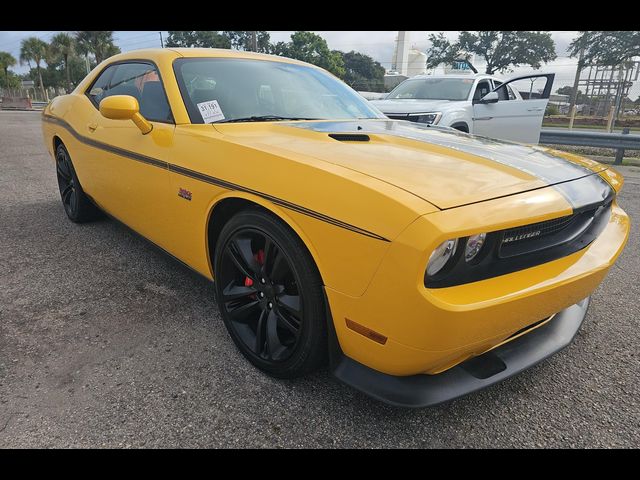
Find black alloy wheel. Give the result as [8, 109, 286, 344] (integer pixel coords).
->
[214, 210, 327, 378]
[55, 143, 101, 223]
[56, 144, 78, 217]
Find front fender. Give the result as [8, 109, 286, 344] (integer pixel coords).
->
[203, 189, 395, 297]
[439, 107, 472, 131]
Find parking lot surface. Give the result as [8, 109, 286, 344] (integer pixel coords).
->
[1, 111, 638, 448]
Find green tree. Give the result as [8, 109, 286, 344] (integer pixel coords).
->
[20, 37, 48, 100]
[30, 63, 62, 91]
[75, 31, 120, 64]
[68, 55, 92, 85]
[221, 31, 271, 53]
[569, 32, 640, 120]
[426, 31, 557, 74]
[49, 33, 76, 92]
[545, 104, 559, 116]
[272, 31, 345, 78]
[4, 70, 22, 89]
[165, 31, 231, 49]
[340, 50, 385, 92]
[569, 31, 640, 67]
[0, 51, 17, 88]
[556, 85, 586, 104]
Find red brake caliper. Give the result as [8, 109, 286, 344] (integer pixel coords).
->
[244, 249, 265, 287]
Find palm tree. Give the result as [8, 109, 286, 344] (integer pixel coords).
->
[20, 37, 48, 101]
[75, 31, 120, 65]
[0, 51, 17, 89]
[49, 33, 76, 93]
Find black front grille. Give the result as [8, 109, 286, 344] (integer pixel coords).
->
[503, 214, 578, 243]
[499, 207, 601, 259]
[387, 114, 419, 123]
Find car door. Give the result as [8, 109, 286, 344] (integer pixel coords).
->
[84, 61, 176, 246]
[472, 73, 555, 143]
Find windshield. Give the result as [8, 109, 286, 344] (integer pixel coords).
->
[173, 58, 385, 124]
[386, 78, 474, 101]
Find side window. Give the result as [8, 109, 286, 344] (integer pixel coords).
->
[493, 80, 517, 101]
[87, 65, 116, 106]
[473, 80, 492, 101]
[86, 62, 173, 123]
[503, 77, 551, 101]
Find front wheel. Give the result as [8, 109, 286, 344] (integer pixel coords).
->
[214, 209, 327, 378]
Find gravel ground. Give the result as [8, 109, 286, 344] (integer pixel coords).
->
[1, 110, 638, 448]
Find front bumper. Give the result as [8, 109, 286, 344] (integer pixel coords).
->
[326, 197, 628, 376]
[332, 297, 590, 407]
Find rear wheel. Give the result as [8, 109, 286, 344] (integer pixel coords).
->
[55, 143, 101, 223]
[214, 209, 327, 378]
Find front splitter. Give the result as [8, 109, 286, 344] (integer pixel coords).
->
[332, 297, 590, 408]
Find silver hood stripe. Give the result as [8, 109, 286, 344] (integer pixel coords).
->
[287, 119, 611, 209]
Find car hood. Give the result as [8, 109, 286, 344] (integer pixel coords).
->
[214, 119, 608, 210]
[370, 99, 458, 114]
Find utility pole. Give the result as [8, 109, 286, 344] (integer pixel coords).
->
[569, 47, 584, 117]
[612, 64, 625, 131]
[159, 32, 164, 48]
[251, 31, 257, 52]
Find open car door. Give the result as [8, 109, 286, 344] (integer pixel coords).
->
[472, 73, 555, 144]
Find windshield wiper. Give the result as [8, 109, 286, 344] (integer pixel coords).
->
[216, 115, 319, 123]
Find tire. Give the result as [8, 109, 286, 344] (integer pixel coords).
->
[55, 143, 101, 223]
[213, 209, 327, 378]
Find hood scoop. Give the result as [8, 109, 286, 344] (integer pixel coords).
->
[328, 133, 370, 142]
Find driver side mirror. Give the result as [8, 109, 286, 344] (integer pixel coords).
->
[478, 91, 499, 104]
[99, 95, 153, 134]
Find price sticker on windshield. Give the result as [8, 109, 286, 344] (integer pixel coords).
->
[197, 100, 225, 123]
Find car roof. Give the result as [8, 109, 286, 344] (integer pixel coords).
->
[103, 48, 315, 68]
[409, 73, 493, 80]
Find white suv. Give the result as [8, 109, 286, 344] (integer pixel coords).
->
[370, 73, 555, 144]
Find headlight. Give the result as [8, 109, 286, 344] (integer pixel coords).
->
[409, 112, 442, 124]
[465, 233, 487, 262]
[426, 238, 458, 276]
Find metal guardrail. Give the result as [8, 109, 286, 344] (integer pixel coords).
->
[539, 128, 640, 165]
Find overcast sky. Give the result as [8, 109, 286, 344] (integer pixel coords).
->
[1, 30, 637, 98]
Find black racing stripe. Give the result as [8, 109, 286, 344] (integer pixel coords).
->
[44, 114, 168, 169]
[43, 114, 389, 242]
[168, 164, 389, 241]
[552, 174, 614, 210]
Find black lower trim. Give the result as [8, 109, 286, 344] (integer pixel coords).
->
[43, 114, 389, 242]
[331, 297, 590, 408]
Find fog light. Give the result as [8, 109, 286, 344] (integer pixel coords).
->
[465, 233, 487, 262]
[427, 238, 458, 276]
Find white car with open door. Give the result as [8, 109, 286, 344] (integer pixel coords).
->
[370, 73, 555, 144]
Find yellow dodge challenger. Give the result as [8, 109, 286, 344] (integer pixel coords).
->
[42, 49, 630, 407]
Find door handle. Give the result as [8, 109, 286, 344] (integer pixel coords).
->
[527, 108, 543, 112]
[88, 123, 98, 132]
